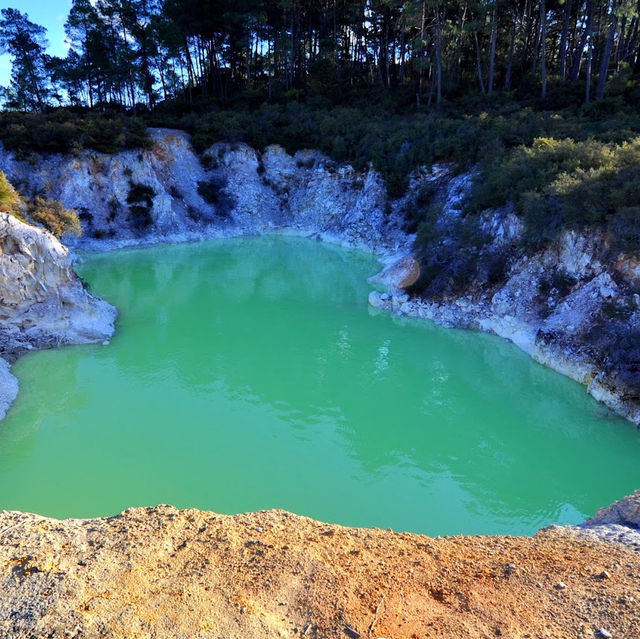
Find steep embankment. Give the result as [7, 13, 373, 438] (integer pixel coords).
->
[0, 212, 116, 418]
[0, 129, 407, 253]
[0, 493, 639, 639]
[1, 129, 639, 425]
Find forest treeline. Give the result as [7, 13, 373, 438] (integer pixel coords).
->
[2, 0, 640, 292]
[1, 0, 640, 111]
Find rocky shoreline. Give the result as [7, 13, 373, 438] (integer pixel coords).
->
[0, 212, 116, 419]
[1, 127, 638, 427]
[369, 252, 640, 426]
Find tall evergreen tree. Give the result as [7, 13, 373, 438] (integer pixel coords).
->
[0, 8, 50, 110]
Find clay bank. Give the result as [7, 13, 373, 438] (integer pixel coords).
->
[0, 492, 639, 638]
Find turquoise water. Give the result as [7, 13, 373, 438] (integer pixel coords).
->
[1, 236, 639, 535]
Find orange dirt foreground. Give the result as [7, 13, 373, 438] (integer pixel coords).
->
[0, 505, 638, 639]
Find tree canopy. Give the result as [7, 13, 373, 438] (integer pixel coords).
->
[1, 0, 639, 111]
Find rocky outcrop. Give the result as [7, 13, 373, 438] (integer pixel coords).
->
[0, 130, 217, 243]
[0, 212, 116, 419]
[0, 504, 638, 639]
[588, 490, 640, 529]
[0, 130, 408, 254]
[546, 490, 640, 550]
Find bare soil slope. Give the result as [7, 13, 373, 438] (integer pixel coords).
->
[0, 506, 638, 639]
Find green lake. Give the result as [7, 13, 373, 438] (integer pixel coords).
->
[1, 236, 639, 535]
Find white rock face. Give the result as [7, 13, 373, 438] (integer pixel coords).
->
[206, 142, 407, 251]
[0, 212, 116, 419]
[0, 131, 408, 255]
[0, 129, 221, 243]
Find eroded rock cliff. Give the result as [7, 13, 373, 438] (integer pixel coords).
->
[0, 130, 407, 254]
[0, 212, 116, 419]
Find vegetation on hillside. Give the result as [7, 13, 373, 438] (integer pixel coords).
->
[25, 196, 82, 238]
[470, 135, 640, 252]
[1, 0, 640, 261]
[0, 170, 20, 215]
[126, 181, 155, 230]
[0, 171, 81, 237]
[0, 111, 148, 156]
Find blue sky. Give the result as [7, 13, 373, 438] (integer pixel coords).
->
[0, 0, 72, 86]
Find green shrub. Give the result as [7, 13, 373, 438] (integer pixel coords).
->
[126, 182, 155, 229]
[609, 206, 640, 252]
[0, 110, 149, 156]
[197, 177, 234, 217]
[0, 172, 79, 236]
[26, 196, 82, 237]
[403, 181, 440, 234]
[0, 171, 20, 215]
[538, 271, 577, 297]
[197, 179, 221, 205]
[468, 135, 640, 251]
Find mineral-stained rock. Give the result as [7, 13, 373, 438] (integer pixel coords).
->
[0, 505, 639, 639]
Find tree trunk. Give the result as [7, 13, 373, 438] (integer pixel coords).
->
[559, 0, 573, 78]
[596, 0, 618, 99]
[488, 1, 497, 94]
[540, 0, 547, 99]
[531, 7, 541, 74]
[417, 0, 426, 104]
[453, 3, 468, 86]
[570, 0, 593, 83]
[435, 4, 442, 103]
[505, 8, 517, 90]
[586, 15, 594, 102]
[475, 32, 486, 94]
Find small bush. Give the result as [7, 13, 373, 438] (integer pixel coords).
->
[197, 179, 221, 205]
[169, 185, 183, 199]
[609, 206, 640, 252]
[199, 153, 219, 170]
[538, 271, 577, 297]
[0, 171, 21, 216]
[107, 197, 121, 222]
[26, 196, 82, 237]
[403, 181, 439, 234]
[197, 177, 235, 218]
[584, 322, 640, 397]
[410, 206, 508, 298]
[126, 182, 155, 229]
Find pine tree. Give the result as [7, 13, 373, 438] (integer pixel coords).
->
[0, 8, 50, 111]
